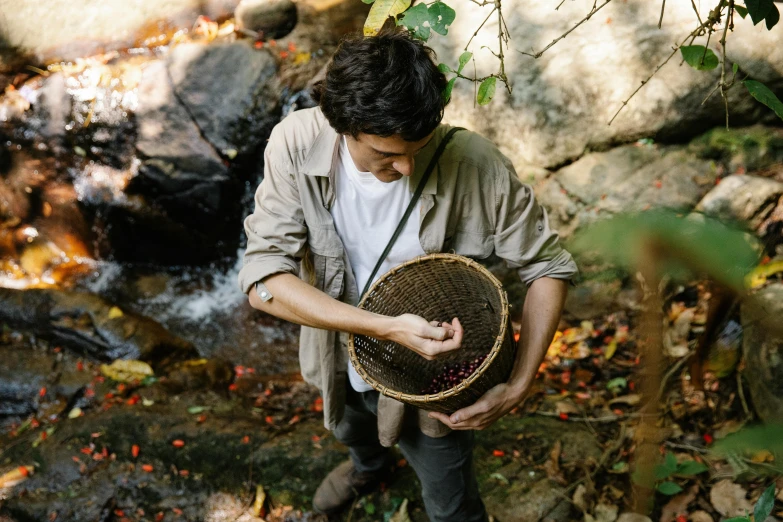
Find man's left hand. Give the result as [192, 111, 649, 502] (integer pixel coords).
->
[427, 383, 528, 430]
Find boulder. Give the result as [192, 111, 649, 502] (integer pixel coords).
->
[235, 0, 298, 40]
[432, 0, 783, 169]
[696, 175, 783, 229]
[164, 41, 281, 157]
[741, 283, 783, 423]
[536, 143, 718, 240]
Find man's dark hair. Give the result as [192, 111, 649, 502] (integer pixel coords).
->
[312, 27, 448, 142]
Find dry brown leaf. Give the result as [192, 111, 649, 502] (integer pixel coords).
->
[556, 400, 581, 415]
[544, 440, 567, 486]
[594, 503, 618, 522]
[660, 484, 698, 522]
[100, 359, 154, 383]
[573, 484, 589, 513]
[710, 479, 752, 517]
[609, 394, 642, 406]
[0, 466, 33, 488]
[688, 511, 713, 522]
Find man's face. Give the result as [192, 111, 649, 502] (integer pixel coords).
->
[345, 132, 435, 183]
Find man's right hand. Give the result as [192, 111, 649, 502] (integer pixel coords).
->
[382, 315, 463, 361]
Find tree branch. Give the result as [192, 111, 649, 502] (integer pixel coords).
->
[659, 0, 667, 28]
[518, 0, 612, 59]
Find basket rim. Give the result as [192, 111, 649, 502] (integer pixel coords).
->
[347, 252, 510, 404]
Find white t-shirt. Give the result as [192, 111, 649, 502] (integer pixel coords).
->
[330, 136, 425, 392]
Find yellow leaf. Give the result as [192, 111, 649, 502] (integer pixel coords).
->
[253, 484, 267, 517]
[0, 466, 34, 488]
[108, 306, 124, 319]
[292, 52, 312, 66]
[605, 339, 618, 360]
[67, 407, 83, 419]
[750, 449, 775, 463]
[364, 0, 411, 36]
[745, 260, 783, 289]
[100, 359, 154, 383]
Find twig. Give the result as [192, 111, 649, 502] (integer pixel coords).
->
[719, 0, 733, 129]
[556, 0, 566, 10]
[659, 0, 667, 28]
[496, 0, 510, 93]
[736, 371, 751, 420]
[608, 29, 699, 126]
[534, 411, 654, 422]
[464, 7, 496, 51]
[655, 349, 696, 404]
[690, 0, 705, 25]
[519, 0, 612, 59]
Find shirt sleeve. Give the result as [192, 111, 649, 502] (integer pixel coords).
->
[237, 135, 308, 295]
[492, 156, 579, 286]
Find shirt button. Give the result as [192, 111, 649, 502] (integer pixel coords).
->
[260, 291, 268, 298]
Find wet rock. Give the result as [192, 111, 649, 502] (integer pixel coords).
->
[536, 143, 718, 240]
[696, 175, 783, 230]
[235, 0, 299, 40]
[741, 283, 783, 423]
[162, 358, 235, 393]
[431, 0, 783, 169]
[0, 288, 198, 369]
[165, 41, 280, 157]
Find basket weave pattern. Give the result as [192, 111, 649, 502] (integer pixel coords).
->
[348, 253, 517, 414]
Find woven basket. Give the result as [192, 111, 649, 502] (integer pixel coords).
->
[348, 253, 517, 414]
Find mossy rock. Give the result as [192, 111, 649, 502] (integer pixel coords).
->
[689, 125, 783, 172]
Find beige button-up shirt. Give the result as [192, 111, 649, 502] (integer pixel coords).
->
[238, 107, 578, 446]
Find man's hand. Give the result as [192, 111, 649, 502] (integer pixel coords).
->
[383, 315, 463, 361]
[426, 382, 530, 430]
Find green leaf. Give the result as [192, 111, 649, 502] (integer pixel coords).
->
[490, 472, 510, 484]
[428, 2, 456, 36]
[364, 0, 412, 36]
[398, 3, 430, 40]
[187, 406, 209, 414]
[655, 452, 679, 479]
[733, 63, 739, 75]
[362, 0, 376, 4]
[744, 80, 783, 121]
[735, 4, 749, 17]
[746, 0, 774, 25]
[657, 481, 684, 495]
[606, 377, 627, 392]
[765, 3, 779, 29]
[754, 483, 777, 522]
[458, 51, 473, 74]
[723, 518, 751, 522]
[680, 45, 719, 71]
[676, 460, 709, 476]
[442, 77, 457, 104]
[477, 77, 497, 106]
[568, 211, 762, 293]
[365, 502, 376, 515]
[438, 63, 452, 74]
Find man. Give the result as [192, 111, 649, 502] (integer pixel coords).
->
[238, 28, 578, 521]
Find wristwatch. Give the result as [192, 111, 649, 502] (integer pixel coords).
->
[255, 281, 272, 302]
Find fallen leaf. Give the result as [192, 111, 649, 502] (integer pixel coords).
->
[389, 498, 413, 522]
[100, 360, 154, 383]
[556, 400, 581, 415]
[750, 450, 775, 463]
[660, 484, 698, 522]
[0, 466, 34, 488]
[710, 479, 752, 517]
[688, 511, 713, 522]
[252, 484, 267, 518]
[573, 483, 590, 512]
[609, 394, 642, 406]
[108, 306, 124, 319]
[595, 503, 619, 522]
[617, 515, 652, 522]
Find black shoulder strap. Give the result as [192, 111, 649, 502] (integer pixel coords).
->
[360, 127, 465, 299]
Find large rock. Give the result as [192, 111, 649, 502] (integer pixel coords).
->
[433, 0, 783, 169]
[536, 143, 719, 239]
[0, 0, 240, 63]
[235, 0, 298, 39]
[118, 42, 280, 264]
[741, 283, 783, 423]
[164, 41, 281, 157]
[696, 174, 783, 229]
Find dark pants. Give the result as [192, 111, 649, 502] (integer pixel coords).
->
[333, 385, 488, 522]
